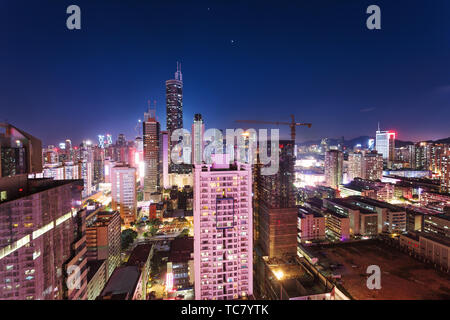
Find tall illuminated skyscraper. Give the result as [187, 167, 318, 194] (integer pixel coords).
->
[375, 125, 396, 169]
[143, 107, 160, 199]
[325, 149, 343, 189]
[193, 155, 253, 300]
[166, 62, 185, 173]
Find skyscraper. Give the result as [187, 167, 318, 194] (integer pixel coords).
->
[160, 131, 169, 189]
[375, 126, 396, 169]
[325, 150, 344, 189]
[348, 151, 383, 182]
[86, 210, 121, 279]
[143, 107, 160, 199]
[166, 62, 187, 173]
[111, 165, 137, 227]
[257, 140, 298, 259]
[193, 155, 253, 300]
[192, 113, 204, 165]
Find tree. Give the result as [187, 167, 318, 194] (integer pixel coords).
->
[121, 229, 138, 250]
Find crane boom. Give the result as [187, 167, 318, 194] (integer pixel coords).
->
[235, 114, 311, 141]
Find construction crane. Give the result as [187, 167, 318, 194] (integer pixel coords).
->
[235, 114, 312, 141]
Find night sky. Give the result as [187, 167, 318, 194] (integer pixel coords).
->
[1, 0, 450, 146]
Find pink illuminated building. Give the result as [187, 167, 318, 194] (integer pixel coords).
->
[193, 155, 252, 300]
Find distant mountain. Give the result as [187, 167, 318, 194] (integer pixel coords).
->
[298, 135, 416, 148]
[432, 137, 450, 144]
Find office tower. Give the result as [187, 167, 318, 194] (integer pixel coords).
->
[79, 140, 94, 198]
[349, 151, 383, 182]
[362, 151, 383, 180]
[65, 139, 73, 161]
[143, 107, 160, 199]
[375, 126, 395, 168]
[193, 155, 253, 300]
[160, 131, 169, 189]
[368, 139, 375, 151]
[0, 123, 42, 177]
[0, 176, 87, 300]
[348, 152, 362, 181]
[86, 210, 121, 279]
[258, 140, 298, 259]
[79, 159, 93, 198]
[192, 114, 205, 165]
[111, 165, 137, 226]
[166, 62, 187, 173]
[93, 146, 105, 185]
[134, 137, 144, 186]
[325, 150, 344, 189]
[117, 134, 126, 147]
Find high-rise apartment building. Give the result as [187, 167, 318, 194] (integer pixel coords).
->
[111, 165, 137, 226]
[193, 155, 253, 300]
[348, 151, 383, 182]
[325, 150, 343, 189]
[375, 128, 395, 168]
[362, 151, 384, 181]
[143, 108, 160, 199]
[86, 210, 121, 279]
[0, 176, 87, 300]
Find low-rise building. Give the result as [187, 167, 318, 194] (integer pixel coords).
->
[98, 266, 143, 300]
[324, 209, 350, 241]
[423, 214, 450, 239]
[297, 206, 325, 242]
[400, 232, 450, 271]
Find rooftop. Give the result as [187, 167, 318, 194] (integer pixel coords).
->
[348, 196, 404, 212]
[298, 206, 324, 218]
[99, 266, 141, 300]
[168, 236, 193, 263]
[126, 243, 153, 267]
[0, 175, 83, 204]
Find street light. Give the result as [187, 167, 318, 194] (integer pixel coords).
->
[274, 270, 284, 300]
